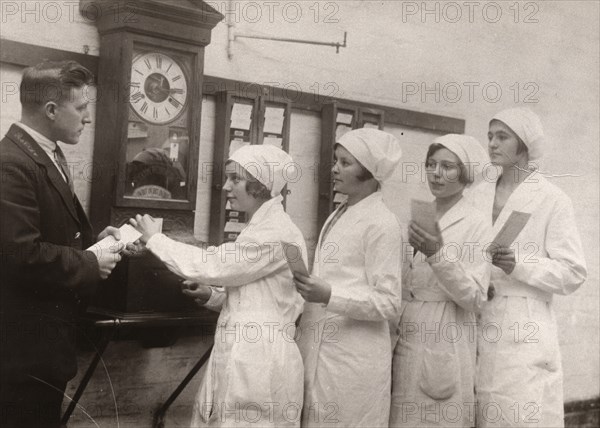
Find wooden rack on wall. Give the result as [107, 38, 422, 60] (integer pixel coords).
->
[0, 40, 465, 135]
[1, 40, 465, 242]
[208, 91, 291, 245]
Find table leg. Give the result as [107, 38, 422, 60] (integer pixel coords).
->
[61, 328, 114, 424]
[153, 343, 214, 428]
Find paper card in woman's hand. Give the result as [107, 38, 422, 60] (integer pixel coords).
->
[282, 242, 309, 276]
[87, 224, 142, 252]
[411, 199, 437, 236]
[492, 211, 531, 248]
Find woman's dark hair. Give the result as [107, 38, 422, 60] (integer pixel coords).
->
[356, 165, 374, 182]
[246, 179, 272, 200]
[426, 143, 471, 185]
[225, 160, 272, 200]
[513, 134, 529, 156]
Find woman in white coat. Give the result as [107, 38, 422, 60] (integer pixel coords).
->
[477, 108, 587, 427]
[294, 128, 403, 428]
[389, 135, 492, 428]
[132, 145, 307, 427]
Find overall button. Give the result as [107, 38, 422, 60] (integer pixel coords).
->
[74, 232, 81, 239]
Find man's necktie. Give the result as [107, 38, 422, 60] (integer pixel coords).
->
[54, 144, 74, 196]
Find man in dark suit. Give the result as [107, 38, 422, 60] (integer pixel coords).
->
[0, 60, 123, 427]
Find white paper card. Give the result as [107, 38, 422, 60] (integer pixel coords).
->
[224, 221, 246, 233]
[87, 224, 142, 252]
[264, 107, 285, 134]
[492, 211, 531, 248]
[282, 242, 309, 276]
[230, 103, 253, 130]
[169, 141, 179, 161]
[411, 199, 437, 236]
[153, 217, 164, 233]
[336, 112, 353, 125]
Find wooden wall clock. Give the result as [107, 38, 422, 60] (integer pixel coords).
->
[87, 0, 223, 317]
[121, 42, 196, 208]
[88, 0, 222, 231]
[129, 52, 189, 125]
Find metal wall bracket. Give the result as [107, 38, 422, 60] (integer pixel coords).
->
[227, 26, 347, 59]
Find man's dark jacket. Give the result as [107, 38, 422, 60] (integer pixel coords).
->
[0, 124, 100, 383]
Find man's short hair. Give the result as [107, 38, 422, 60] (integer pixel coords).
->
[20, 60, 94, 108]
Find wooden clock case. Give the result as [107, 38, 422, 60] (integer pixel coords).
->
[87, 0, 223, 318]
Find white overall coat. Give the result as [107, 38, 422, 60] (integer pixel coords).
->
[390, 196, 491, 427]
[476, 174, 587, 428]
[296, 192, 403, 428]
[147, 196, 307, 427]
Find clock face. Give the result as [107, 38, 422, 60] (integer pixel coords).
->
[130, 52, 188, 125]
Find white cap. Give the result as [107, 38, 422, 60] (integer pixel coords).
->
[492, 108, 545, 160]
[337, 128, 402, 183]
[228, 144, 294, 197]
[433, 134, 489, 186]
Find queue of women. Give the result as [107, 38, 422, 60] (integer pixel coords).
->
[129, 107, 587, 428]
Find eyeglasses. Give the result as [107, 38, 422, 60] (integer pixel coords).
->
[425, 160, 460, 171]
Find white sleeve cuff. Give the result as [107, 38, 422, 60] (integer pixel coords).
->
[326, 284, 346, 314]
[146, 233, 168, 251]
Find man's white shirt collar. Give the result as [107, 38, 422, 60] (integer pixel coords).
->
[15, 122, 67, 182]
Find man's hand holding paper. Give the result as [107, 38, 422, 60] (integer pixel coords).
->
[89, 223, 142, 251]
[87, 224, 142, 279]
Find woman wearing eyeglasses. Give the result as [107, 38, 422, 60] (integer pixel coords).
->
[390, 134, 492, 428]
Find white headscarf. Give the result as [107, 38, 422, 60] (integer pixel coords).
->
[433, 134, 489, 187]
[492, 108, 545, 160]
[228, 144, 295, 197]
[337, 128, 402, 183]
